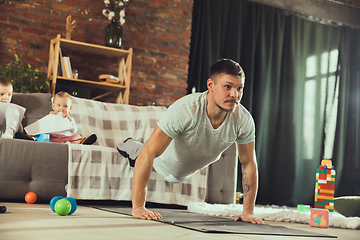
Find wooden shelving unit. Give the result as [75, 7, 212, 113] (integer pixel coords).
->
[47, 34, 132, 104]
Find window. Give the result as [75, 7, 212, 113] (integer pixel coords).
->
[303, 50, 339, 160]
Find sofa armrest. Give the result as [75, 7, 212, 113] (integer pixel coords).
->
[206, 143, 238, 204]
[0, 138, 68, 201]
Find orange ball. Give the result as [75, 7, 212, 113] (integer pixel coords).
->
[25, 192, 37, 204]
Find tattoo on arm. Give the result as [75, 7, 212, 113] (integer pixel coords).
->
[242, 172, 250, 198]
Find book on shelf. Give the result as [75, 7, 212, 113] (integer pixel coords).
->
[57, 47, 64, 77]
[62, 56, 73, 79]
[98, 74, 120, 84]
[61, 57, 67, 78]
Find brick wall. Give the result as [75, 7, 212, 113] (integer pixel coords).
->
[0, 0, 193, 106]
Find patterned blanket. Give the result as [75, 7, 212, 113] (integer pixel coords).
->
[70, 96, 166, 148]
[66, 97, 208, 206]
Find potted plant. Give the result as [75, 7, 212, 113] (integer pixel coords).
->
[0, 54, 49, 93]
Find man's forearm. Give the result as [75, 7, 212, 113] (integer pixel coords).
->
[241, 161, 258, 214]
[131, 126, 172, 211]
[131, 173, 148, 209]
[131, 151, 154, 209]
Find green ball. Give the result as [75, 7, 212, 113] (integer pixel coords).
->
[54, 199, 72, 216]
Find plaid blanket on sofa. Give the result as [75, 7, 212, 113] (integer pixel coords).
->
[70, 97, 166, 148]
[66, 97, 208, 205]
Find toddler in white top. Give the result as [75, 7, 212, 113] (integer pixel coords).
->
[48, 91, 97, 144]
[15, 91, 97, 145]
[0, 76, 23, 139]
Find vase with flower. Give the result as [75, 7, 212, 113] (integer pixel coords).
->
[102, 0, 129, 48]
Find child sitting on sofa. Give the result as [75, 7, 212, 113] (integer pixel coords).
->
[17, 91, 97, 145]
[0, 76, 24, 139]
[47, 91, 97, 144]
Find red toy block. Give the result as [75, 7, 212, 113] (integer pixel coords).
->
[320, 184, 335, 191]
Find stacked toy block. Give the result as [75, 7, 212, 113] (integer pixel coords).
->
[314, 159, 335, 212]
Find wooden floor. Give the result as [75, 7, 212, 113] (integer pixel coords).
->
[0, 202, 359, 240]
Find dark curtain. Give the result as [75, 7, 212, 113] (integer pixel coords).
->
[188, 0, 356, 206]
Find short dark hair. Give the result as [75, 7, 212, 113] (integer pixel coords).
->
[0, 76, 12, 87]
[209, 59, 245, 80]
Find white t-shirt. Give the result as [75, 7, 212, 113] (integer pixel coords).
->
[50, 116, 78, 136]
[153, 91, 255, 183]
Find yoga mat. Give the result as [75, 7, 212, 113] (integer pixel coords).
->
[91, 206, 336, 238]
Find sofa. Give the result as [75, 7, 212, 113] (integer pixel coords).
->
[0, 93, 238, 206]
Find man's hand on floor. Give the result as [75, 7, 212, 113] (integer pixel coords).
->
[234, 213, 264, 224]
[132, 206, 162, 220]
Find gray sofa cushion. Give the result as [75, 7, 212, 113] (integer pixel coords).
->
[0, 138, 68, 201]
[11, 93, 52, 127]
[206, 143, 237, 204]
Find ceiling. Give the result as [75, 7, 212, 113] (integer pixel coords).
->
[247, 0, 360, 29]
